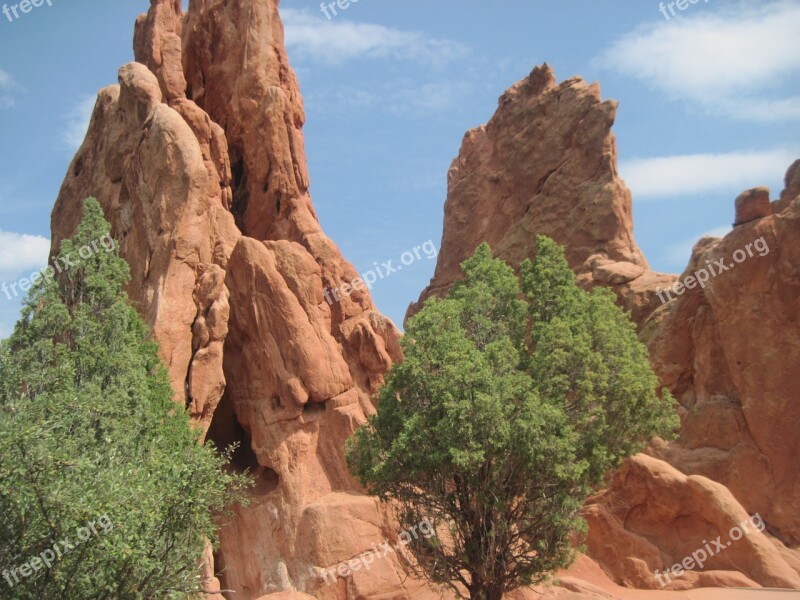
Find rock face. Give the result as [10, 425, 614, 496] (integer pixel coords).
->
[51, 1, 407, 598]
[51, 61, 240, 436]
[182, 0, 311, 246]
[644, 163, 800, 545]
[410, 64, 800, 594]
[409, 64, 674, 327]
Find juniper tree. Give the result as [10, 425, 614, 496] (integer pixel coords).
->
[0, 198, 248, 599]
[348, 238, 677, 600]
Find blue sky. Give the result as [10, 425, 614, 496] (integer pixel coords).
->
[0, 0, 798, 336]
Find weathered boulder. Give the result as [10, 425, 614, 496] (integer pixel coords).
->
[585, 454, 800, 589]
[593, 260, 645, 285]
[734, 187, 771, 226]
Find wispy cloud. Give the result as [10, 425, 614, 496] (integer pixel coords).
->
[595, 1, 800, 121]
[305, 78, 477, 119]
[0, 230, 50, 280]
[620, 148, 798, 199]
[61, 94, 96, 152]
[280, 8, 468, 67]
[0, 67, 20, 110]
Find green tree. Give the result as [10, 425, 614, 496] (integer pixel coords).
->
[0, 198, 248, 599]
[347, 238, 678, 600]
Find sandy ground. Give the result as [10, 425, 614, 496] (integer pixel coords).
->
[529, 555, 800, 600]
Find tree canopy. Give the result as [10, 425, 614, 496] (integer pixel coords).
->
[0, 198, 247, 599]
[348, 238, 678, 600]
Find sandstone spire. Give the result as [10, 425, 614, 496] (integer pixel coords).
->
[409, 64, 676, 325]
[51, 0, 406, 596]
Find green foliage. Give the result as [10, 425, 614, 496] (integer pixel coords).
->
[0, 198, 248, 599]
[348, 238, 678, 600]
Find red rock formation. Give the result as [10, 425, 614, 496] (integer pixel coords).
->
[51, 61, 240, 435]
[182, 0, 312, 247]
[133, 0, 186, 103]
[584, 454, 800, 590]
[643, 164, 800, 546]
[50, 0, 800, 596]
[52, 1, 405, 597]
[734, 187, 771, 226]
[409, 64, 675, 327]
[409, 65, 800, 594]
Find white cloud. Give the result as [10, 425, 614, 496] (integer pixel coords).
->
[595, 1, 800, 121]
[61, 95, 96, 152]
[0, 67, 18, 110]
[0, 230, 50, 281]
[620, 148, 798, 199]
[280, 8, 468, 67]
[0, 68, 12, 88]
[665, 225, 731, 266]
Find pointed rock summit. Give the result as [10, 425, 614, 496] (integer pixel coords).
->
[410, 64, 675, 326]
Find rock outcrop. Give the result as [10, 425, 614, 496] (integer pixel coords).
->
[585, 162, 800, 589]
[51, 1, 406, 597]
[409, 64, 675, 327]
[50, 60, 240, 436]
[584, 454, 800, 590]
[644, 162, 800, 543]
[734, 187, 771, 226]
[410, 64, 800, 594]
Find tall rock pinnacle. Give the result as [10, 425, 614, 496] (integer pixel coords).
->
[50, 0, 409, 597]
[410, 64, 675, 326]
